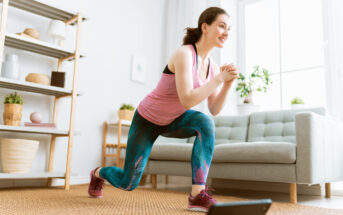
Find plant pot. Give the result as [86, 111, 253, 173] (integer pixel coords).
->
[118, 109, 134, 121]
[0, 138, 39, 173]
[3, 104, 23, 126]
[243, 92, 254, 104]
[237, 104, 260, 115]
[291, 104, 305, 109]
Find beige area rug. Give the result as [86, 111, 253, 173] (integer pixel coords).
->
[0, 184, 342, 215]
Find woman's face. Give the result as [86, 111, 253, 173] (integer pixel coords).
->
[204, 14, 230, 48]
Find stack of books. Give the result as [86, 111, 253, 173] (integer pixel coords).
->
[24, 122, 56, 128]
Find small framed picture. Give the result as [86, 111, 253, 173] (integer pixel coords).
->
[131, 55, 146, 84]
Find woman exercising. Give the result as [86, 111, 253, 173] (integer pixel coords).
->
[88, 7, 238, 212]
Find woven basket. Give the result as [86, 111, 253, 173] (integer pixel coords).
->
[0, 139, 39, 173]
[25, 73, 50, 85]
[3, 104, 22, 126]
[118, 109, 134, 121]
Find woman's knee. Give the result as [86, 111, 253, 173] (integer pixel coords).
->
[119, 179, 140, 191]
[192, 112, 215, 132]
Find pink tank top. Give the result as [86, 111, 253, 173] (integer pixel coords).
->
[137, 44, 214, 126]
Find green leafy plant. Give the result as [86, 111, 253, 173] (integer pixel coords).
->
[119, 104, 134, 111]
[3, 92, 23, 104]
[235, 66, 272, 102]
[291, 97, 304, 105]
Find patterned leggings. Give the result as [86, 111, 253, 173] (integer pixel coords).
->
[99, 109, 215, 191]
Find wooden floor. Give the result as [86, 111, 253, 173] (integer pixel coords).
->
[139, 181, 343, 210]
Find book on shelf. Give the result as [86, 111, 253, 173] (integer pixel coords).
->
[24, 122, 56, 128]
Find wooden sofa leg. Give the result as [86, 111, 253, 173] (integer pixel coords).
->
[151, 174, 157, 189]
[290, 183, 297, 204]
[139, 174, 147, 186]
[325, 183, 331, 198]
[165, 175, 168, 185]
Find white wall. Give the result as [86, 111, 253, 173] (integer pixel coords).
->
[0, 0, 239, 187]
[0, 0, 167, 186]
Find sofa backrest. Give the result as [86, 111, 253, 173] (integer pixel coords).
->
[187, 114, 250, 145]
[247, 107, 325, 143]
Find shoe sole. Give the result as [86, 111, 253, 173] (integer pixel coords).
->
[187, 206, 208, 212]
[88, 194, 103, 198]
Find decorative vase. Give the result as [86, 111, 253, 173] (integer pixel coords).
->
[0, 138, 39, 173]
[51, 71, 65, 88]
[30, 112, 43, 123]
[1, 54, 20, 79]
[291, 104, 305, 109]
[3, 104, 23, 126]
[118, 109, 134, 121]
[243, 92, 254, 104]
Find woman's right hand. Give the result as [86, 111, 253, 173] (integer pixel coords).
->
[217, 63, 238, 83]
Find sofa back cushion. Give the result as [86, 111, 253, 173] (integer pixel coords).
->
[188, 115, 250, 145]
[248, 107, 325, 143]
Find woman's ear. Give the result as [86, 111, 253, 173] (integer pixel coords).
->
[201, 23, 208, 34]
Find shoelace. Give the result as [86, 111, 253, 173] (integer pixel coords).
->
[199, 186, 215, 200]
[93, 178, 104, 191]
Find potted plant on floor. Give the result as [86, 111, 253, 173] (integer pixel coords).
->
[3, 92, 23, 126]
[118, 104, 135, 121]
[291, 97, 305, 109]
[235, 66, 272, 115]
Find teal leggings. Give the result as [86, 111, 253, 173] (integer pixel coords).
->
[99, 110, 215, 191]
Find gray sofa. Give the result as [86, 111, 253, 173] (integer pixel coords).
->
[145, 107, 343, 203]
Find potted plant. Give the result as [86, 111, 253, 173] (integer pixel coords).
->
[3, 92, 23, 126]
[118, 104, 135, 121]
[291, 97, 305, 109]
[235, 66, 272, 114]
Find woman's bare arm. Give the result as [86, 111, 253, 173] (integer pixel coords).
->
[173, 46, 236, 109]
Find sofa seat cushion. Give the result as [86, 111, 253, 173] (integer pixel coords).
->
[150, 142, 193, 161]
[213, 142, 296, 164]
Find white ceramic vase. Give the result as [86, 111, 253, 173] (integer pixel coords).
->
[237, 104, 260, 115]
[1, 54, 20, 79]
[291, 104, 306, 109]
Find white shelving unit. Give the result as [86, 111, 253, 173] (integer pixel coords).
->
[0, 172, 65, 179]
[0, 77, 82, 96]
[0, 0, 85, 190]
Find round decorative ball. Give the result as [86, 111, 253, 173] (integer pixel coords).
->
[30, 112, 43, 123]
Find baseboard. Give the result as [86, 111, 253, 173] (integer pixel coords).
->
[0, 175, 89, 188]
[51, 175, 89, 186]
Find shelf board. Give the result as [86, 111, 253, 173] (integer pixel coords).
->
[108, 122, 131, 127]
[0, 0, 86, 24]
[5, 33, 84, 60]
[0, 125, 69, 136]
[0, 77, 81, 97]
[0, 171, 65, 179]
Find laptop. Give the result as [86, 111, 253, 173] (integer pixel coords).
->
[207, 199, 272, 215]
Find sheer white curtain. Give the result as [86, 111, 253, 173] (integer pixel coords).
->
[163, 0, 210, 112]
[163, 0, 208, 63]
[322, 0, 343, 121]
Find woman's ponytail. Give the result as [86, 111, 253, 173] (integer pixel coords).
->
[183, 27, 201, 45]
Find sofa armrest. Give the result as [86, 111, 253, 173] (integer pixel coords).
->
[296, 112, 343, 184]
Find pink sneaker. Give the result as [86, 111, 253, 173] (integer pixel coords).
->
[88, 167, 104, 198]
[188, 186, 217, 212]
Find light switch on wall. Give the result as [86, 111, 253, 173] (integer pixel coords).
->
[131, 55, 146, 84]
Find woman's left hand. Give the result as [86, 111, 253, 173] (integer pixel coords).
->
[220, 63, 239, 84]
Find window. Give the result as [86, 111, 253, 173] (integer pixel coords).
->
[239, 0, 326, 110]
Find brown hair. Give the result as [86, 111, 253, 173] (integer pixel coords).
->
[183, 7, 229, 45]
